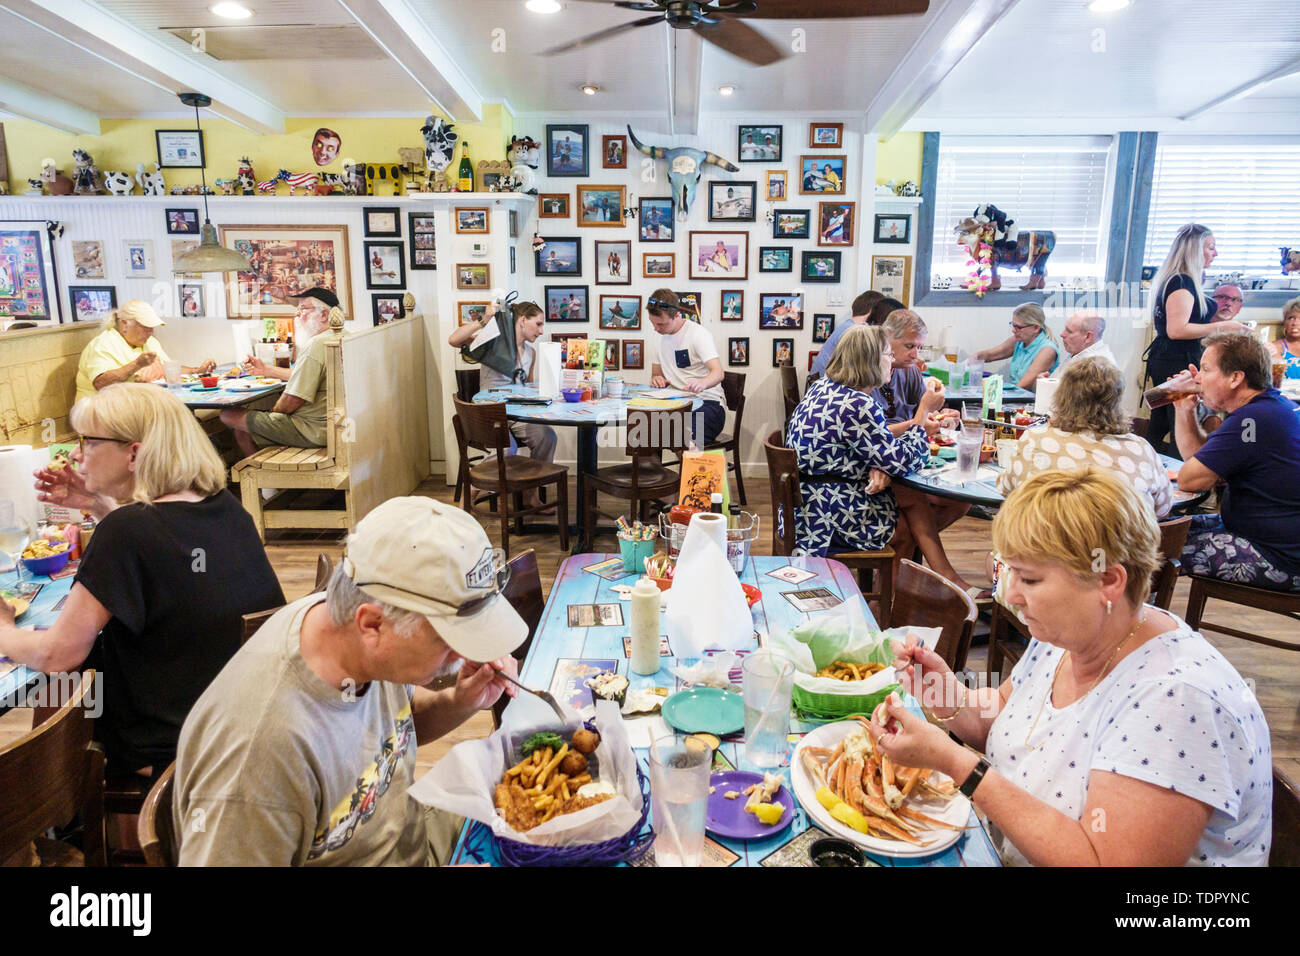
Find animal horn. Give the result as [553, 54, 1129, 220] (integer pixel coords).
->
[703, 151, 740, 173]
[627, 125, 665, 160]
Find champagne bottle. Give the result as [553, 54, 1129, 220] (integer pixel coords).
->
[458, 141, 473, 192]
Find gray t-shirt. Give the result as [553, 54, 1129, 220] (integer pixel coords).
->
[173, 594, 429, 866]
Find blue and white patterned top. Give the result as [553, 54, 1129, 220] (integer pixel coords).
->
[783, 377, 929, 556]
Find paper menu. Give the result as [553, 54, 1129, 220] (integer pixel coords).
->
[981, 374, 1003, 418]
[536, 342, 561, 398]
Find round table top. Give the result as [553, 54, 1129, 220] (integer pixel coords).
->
[472, 383, 703, 426]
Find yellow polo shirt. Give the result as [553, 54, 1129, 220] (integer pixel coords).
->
[75, 327, 171, 403]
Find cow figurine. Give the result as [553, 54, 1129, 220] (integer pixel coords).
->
[278, 170, 317, 196]
[71, 148, 101, 194]
[103, 170, 134, 196]
[236, 157, 256, 195]
[256, 170, 285, 195]
[214, 178, 238, 196]
[136, 162, 166, 196]
[315, 173, 346, 195]
[342, 162, 367, 196]
[25, 178, 44, 196]
[626, 125, 739, 221]
[1281, 247, 1300, 275]
[419, 115, 457, 174]
[507, 135, 539, 195]
[40, 159, 74, 195]
[954, 204, 1055, 291]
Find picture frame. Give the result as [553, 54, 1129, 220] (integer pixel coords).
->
[364, 206, 401, 238]
[599, 294, 641, 330]
[455, 261, 490, 291]
[122, 239, 154, 278]
[372, 293, 406, 325]
[638, 197, 674, 242]
[539, 193, 570, 218]
[550, 333, 585, 365]
[546, 124, 589, 177]
[603, 339, 620, 371]
[622, 338, 644, 370]
[510, 245, 516, 275]
[765, 170, 788, 202]
[642, 252, 675, 278]
[737, 125, 782, 163]
[219, 224, 352, 318]
[708, 181, 756, 222]
[178, 282, 205, 317]
[454, 207, 489, 234]
[808, 350, 820, 372]
[408, 212, 436, 271]
[155, 129, 206, 169]
[594, 240, 632, 285]
[772, 338, 795, 368]
[674, 291, 702, 322]
[457, 301, 491, 327]
[799, 154, 847, 195]
[720, 289, 744, 322]
[801, 250, 842, 283]
[165, 208, 200, 235]
[545, 285, 589, 323]
[773, 209, 810, 239]
[871, 254, 912, 306]
[688, 230, 749, 280]
[818, 201, 856, 247]
[509, 209, 519, 239]
[873, 212, 911, 244]
[576, 184, 626, 227]
[759, 246, 793, 273]
[728, 337, 750, 367]
[812, 313, 835, 344]
[366, 241, 406, 289]
[480, 172, 503, 191]
[808, 122, 843, 148]
[69, 285, 117, 323]
[536, 237, 582, 275]
[759, 293, 804, 330]
[71, 241, 106, 280]
[602, 134, 627, 169]
[0, 221, 61, 323]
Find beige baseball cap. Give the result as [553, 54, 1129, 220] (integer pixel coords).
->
[115, 299, 165, 328]
[340, 496, 527, 662]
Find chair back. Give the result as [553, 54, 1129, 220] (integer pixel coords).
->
[241, 607, 280, 645]
[1272, 766, 1300, 866]
[623, 407, 693, 458]
[1151, 516, 1192, 609]
[763, 429, 801, 556]
[453, 395, 512, 456]
[720, 371, 747, 415]
[890, 560, 978, 671]
[1130, 416, 1149, 439]
[314, 553, 334, 592]
[455, 368, 481, 402]
[0, 671, 105, 866]
[138, 761, 177, 867]
[494, 548, 546, 728]
[780, 365, 800, 422]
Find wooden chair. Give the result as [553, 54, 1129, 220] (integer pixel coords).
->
[1184, 576, 1300, 651]
[455, 396, 569, 559]
[763, 429, 895, 628]
[138, 761, 177, 867]
[0, 671, 105, 867]
[780, 365, 801, 424]
[455, 367, 481, 402]
[583, 407, 691, 553]
[315, 553, 334, 591]
[1129, 416, 1149, 440]
[452, 410, 491, 507]
[1272, 766, 1300, 867]
[492, 548, 546, 729]
[1151, 516, 1191, 610]
[891, 559, 978, 671]
[703, 371, 749, 506]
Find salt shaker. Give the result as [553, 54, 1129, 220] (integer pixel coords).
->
[629, 575, 661, 675]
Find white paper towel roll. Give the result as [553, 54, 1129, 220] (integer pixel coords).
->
[537, 342, 561, 398]
[665, 512, 751, 658]
[0, 445, 42, 530]
[1034, 376, 1059, 417]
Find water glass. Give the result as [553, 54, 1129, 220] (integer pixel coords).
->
[163, 360, 182, 384]
[967, 358, 984, 384]
[0, 500, 31, 581]
[742, 651, 795, 769]
[648, 735, 711, 867]
[955, 432, 983, 480]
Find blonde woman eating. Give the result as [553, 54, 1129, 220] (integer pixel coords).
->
[971, 303, 1059, 390]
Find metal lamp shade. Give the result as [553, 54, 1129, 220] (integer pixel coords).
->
[171, 222, 251, 274]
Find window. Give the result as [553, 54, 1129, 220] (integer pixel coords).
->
[1143, 139, 1300, 279]
[931, 136, 1113, 284]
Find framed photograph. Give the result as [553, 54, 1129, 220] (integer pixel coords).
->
[720, 289, 744, 322]
[455, 262, 490, 291]
[801, 250, 842, 283]
[178, 283, 205, 317]
[765, 170, 788, 202]
[219, 224, 351, 318]
[364, 206, 401, 237]
[603, 339, 620, 370]
[69, 285, 117, 323]
[870, 254, 912, 306]
[155, 129, 205, 169]
[873, 212, 911, 244]
[458, 301, 491, 327]
[545, 285, 589, 322]
[372, 293, 405, 325]
[576, 185, 626, 227]
[122, 239, 155, 278]
[808, 350, 820, 371]
[772, 338, 794, 368]
[594, 240, 632, 285]
[819, 201, 856, 247]
[737, 125, 782, 162]
[759, 246, 793, 273]
[536, 237, 581, 275]
[550, 333, 584, 365]
[809, 122, 844, 148]
[546, 124, 589, 177]
[773, 209, 810, 239]
[708, 181, 756, 222]
[510, 245, 516, 275]
[408, 212, 436, 271]
[599, 294, 641, 330]
[675, 291, 702, 322]
[165, 208, 200, 235]
[688, 230, 749, 280]
[812, 313, 835, 344]
[642, 252, 675, 278]
[366, 241, 406, 289]
[759, 293, 804, 330]
[728, 337, 750, 367]
[638, 197, 674, 242]
[622, 338, 644, 370]
[539, 193, 570, 218]
[509, 209, 519, 239]
[0, 222, 61, 323]
[602, 135, 627, 169]
[71, 241, 106, 279]
[454, 207, 489, 234]
[800, 154, 847, 194]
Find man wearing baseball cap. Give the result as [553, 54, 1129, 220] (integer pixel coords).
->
[74, 299, 216, 402]
[222, 287, 341, 455]
[173, 497, 524, 865]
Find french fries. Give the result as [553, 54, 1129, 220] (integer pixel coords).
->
[815, 659, 887, 682]
[492, 733, 613, 832]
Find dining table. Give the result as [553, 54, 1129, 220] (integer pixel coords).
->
[153, 367, 285, 410]
[941, 382, 1036, 408]
[447, 553, 1002, 868]
[0, 564, 74, 711]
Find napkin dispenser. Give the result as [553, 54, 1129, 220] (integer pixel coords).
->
[537, 342, 561, 398]
[664, 512, 752, 658]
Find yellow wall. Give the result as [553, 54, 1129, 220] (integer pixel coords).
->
[875, 132, 923, 188]
[2, 105, 514, 194]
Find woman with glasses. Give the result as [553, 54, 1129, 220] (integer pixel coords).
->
[1268, 297, 1300, 381]
[0, 384, 284, 776]
[971, 303, 1060, 390]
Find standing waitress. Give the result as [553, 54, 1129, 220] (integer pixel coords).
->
[1143, 224, 1247, 456]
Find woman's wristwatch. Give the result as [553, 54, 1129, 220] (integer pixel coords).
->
[959, 755, 991, 799]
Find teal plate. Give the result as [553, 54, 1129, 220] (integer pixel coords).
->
[936, 445, 956, 460]
[661, 687, 745, 736]
[189, 385, 220, 392]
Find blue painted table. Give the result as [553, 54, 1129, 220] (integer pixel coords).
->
[0, 567, 75, 708]
[941, 383, 1036, 407]
[146, 365, 285, 410]
[449, 553, 1002, 868]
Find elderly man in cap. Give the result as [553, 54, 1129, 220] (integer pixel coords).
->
[1045, 312, 1117, 380]
[222, 287, 341, 455]
[75, 299, 215, 402]
[173, 497, 523, 865]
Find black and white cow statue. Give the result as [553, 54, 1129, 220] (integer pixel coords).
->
[419, 115, 458, 174]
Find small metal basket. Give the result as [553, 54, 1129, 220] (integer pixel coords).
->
[657, 511, 760, 574]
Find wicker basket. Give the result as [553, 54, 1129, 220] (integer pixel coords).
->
[791, 680, 899, 721]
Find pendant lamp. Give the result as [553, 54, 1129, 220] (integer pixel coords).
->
[170, 92, 253, 274]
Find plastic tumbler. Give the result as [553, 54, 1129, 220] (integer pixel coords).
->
[742, 651, 795, 769]
[648, 735, 711, 867]
[956, 431, 983, 480]
[163, 360, 182, 384]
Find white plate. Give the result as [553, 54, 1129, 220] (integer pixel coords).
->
[224, 378, 275, 391]
[791, 720, 971, 859]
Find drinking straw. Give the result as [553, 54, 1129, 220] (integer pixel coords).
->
[748, 653, 794, 750]
[647, 735, 687, 864]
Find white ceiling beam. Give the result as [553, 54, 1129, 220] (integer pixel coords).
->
[866, 0, 1020, 140]
[335, 0, 483, 122]
[667, 26, 703, 136]
[0, 0, 286, 134]
[1179, 57, 1300, 121]
[0, 75, 99, 134]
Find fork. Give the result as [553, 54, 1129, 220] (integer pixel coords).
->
[493, 666, 568, 723]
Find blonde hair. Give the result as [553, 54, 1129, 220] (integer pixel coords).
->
[69, 383, 227, 504]
[993, 468, 1161, 609]
[1282, 296, 1300, 323]
[1012, 302, 1057, 345]
[1051, 357, 1127, 435]
[1149, 223, 1212, 324]
[826, 324, 888, 392]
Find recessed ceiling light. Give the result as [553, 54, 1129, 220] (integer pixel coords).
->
[526, 0, 563, 13]
[718, 85, 735, 96]
[1087, 0, 1130, 12]
[582, 85, 599, 95]
[210, 2, 252, 18]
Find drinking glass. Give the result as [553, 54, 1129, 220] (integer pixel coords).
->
[163, 360, 182, 385]
[0, 501, 32, 582]
[743, 651, 795, 769]
[648, 735, 711, 867]
[955, 432, 983, 480]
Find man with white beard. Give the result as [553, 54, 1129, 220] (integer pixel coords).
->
[222, 288, 341, 455]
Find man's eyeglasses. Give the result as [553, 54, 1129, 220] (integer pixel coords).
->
[1213, 294, 1242, 303]
[78, 435, 128, 452]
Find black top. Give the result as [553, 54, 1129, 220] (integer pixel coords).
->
[1149, 273, 1218, 366]
[76, 490, 285, 771]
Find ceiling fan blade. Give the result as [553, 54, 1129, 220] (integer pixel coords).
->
[564, 0, 664, 8]
[538, 13, 664, 56]
[694, 18, 785, 66]
[729, 0, 929, 17]
[707, 0, 758, 12]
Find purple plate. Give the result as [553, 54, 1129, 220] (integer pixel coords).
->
[706, 770, 795, 840]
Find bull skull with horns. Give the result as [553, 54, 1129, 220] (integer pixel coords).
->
[627, 125, 740, 221]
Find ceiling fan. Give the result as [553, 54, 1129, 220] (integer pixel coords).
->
[540, 0, 931, 66]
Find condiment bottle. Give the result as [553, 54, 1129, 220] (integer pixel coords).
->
[710, 492, 723, 514]
[629, 576, 661, 675]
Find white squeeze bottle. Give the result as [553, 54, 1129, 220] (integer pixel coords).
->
[629, 575, 662, 675]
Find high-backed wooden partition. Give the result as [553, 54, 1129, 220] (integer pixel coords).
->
[0, 324, 101, 446]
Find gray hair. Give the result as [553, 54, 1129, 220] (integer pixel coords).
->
[1283, 296, 1300, 322]
[326, 566, 425, 638]
[883, 308, 927, 339]
[1071, 312, 1106, 338]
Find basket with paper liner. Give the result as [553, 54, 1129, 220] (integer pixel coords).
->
[409, 700, 652, 866]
